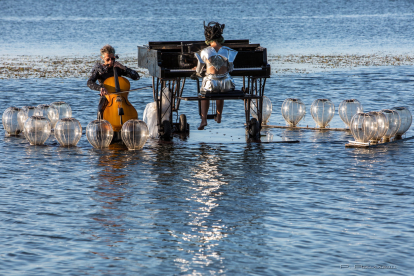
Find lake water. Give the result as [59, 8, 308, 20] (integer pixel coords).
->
[1, 0, 414, 275]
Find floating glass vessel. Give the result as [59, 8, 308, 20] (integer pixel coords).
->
[86, 119, 113, 149]
[121, 119, 149, 150]
[24, 116, 51, 145]
[281, 98, 306, 127]
[338, 99, 363, 128]
[54, 118, 82, 146]
[391, 107, 412, 138]
[250, 96, 272, 125]
[381, 109, 400, 142]
[311, 99, 335, 128]
[37, 104, 59, 129]
[350, 112, 377, 143]
[51, 101, 72, 119]
[2, 107, 22, 136]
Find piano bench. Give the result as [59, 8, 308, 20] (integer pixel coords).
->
[202, 90, 245, 98]
[180, 91, 262, 101]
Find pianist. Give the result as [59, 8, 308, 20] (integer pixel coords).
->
[87, 44, 140, 119]
[194, 21, 238, 130]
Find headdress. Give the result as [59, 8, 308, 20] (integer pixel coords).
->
[204, 21, 225, 43]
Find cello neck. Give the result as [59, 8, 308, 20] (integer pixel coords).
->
[113, 66, 121, 93]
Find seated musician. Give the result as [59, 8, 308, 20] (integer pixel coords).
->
[194, 22, 238, 130]
[87, 44, 140, 119]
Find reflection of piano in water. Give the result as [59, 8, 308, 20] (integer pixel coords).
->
[138, 40, 271, 140]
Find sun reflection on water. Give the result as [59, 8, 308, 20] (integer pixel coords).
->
[170, 146, 229, 273]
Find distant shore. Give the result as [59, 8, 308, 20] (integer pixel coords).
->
[1, 53, 414, 79]
[269, 53, 414, 74]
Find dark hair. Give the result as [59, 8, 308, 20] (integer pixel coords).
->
[100, 44, 115, 56]
[204, 21, 225, 44]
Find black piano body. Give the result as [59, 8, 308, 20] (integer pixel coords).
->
[138, 39, 270, 79]
[137, 40, 271, 140]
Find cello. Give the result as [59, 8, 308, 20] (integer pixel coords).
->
[102, 63, 138, 133]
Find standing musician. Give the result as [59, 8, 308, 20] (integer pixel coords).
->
[87, 44, 140, 119]
[194, 21, 238, 130]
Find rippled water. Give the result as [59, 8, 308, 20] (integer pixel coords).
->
[2, 66, 414, 275]
[2, 0, 414, 56]
[2, 0, 414, 275]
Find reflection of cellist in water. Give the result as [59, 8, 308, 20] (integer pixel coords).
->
[87, 44, 140, 120]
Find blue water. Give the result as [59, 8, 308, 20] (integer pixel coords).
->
[2, 0, 414, 56]
[1, 0, 414, 275]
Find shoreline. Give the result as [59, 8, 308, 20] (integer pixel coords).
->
[0, 54, 149, 79]
[1, 53, 414, 79]
[269, 53, 414, 74]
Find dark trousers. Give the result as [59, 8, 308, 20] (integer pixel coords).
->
[97, 96, 109, 119]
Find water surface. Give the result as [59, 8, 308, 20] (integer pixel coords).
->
[1, 0, 414, 275]
[1, 65, 414, 275]
[2, 0, 414, 56]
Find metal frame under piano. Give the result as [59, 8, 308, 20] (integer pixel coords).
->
[138, 40, 271, 140]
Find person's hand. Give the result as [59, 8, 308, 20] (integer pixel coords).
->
[100, 87, 108, 96]
[114, 61, 126, 70]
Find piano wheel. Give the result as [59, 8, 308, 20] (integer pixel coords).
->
[248, 118, 260, 139]
[161, 120, 172, 141]
[179, 114, 187, 133]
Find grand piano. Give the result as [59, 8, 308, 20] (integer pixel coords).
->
[138, 40, 271, 140]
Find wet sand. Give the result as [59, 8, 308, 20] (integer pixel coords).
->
[2, 53, 414, 79]
[269, 53, 414, 74]
[0, 54, 148, 79]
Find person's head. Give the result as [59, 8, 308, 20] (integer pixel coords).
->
[204, 21, 225, 45]
[100, 44, 116, 67]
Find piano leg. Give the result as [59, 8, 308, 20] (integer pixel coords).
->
[153, 78, 172, 140]
[244, 77, 267, 139]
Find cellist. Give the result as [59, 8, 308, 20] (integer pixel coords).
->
[87, 44, 140, 119]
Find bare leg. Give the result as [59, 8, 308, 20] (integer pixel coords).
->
[198, 100, 210, 130]
[216, 100, 224, 123]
